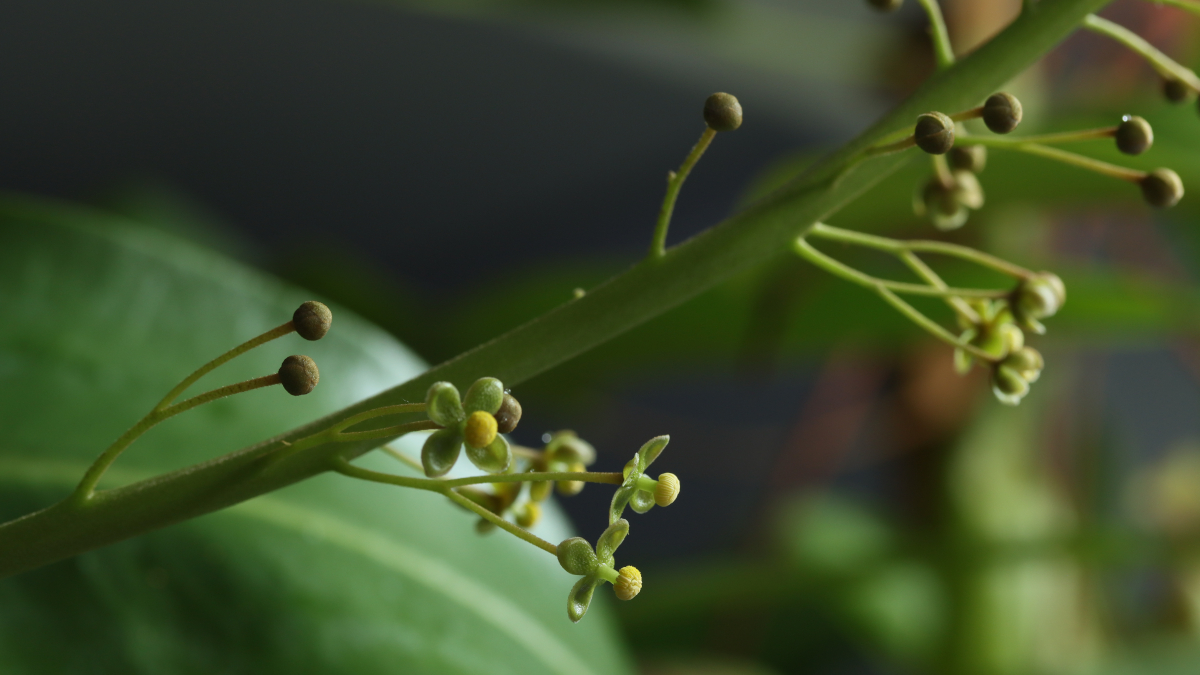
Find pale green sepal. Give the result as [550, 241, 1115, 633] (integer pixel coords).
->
[557, 537, 598, 575]
[465, 434, 511, 474]
[630, 491, 656, 514]
[421, 427, 464, 477]
[567, 576, 600, 624]
[637, 435, 669, 471]
[425, 382, 465, 426]
[596, 519, 629, 563]
[463, 377, 505, 414]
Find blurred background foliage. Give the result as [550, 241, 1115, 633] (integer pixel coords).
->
[2, 0, 1200, 673]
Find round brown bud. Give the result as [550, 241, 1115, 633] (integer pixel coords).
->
[866, 0, 903, 11]
[278, 355, 319, 396]
[292, 301, 332, 341]
[613, 566, 643, 601]
[948, 145, 987, 173]
[982, 93, 1022, 134]
[494, 393, 522, 434]
[1164, 78, 1191, 103]
[703, 92, 743, 132]
[1140, 168, 1184, 208]
[914, 112, 955, 155]
[1115, 115, 1153, 156]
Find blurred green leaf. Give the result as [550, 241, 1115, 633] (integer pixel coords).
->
[0, 196, 631, 674]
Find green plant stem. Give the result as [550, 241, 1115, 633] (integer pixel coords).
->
[964, 126, 1117, 145]
[899, 250, 981, 324]
[958, 136, 1146, 181]
[442, 471, 624, 489]
[808, 223, 1033, 278]
[444, 489, 558, 555]
[865, 135, 916, 157]
[72, 373, 283, 504]
[794, 237, 1000, 361]
[794, 237, 1008, 299]
[650, 127, 717, 258]
[1083, 13, 1200, 89]
[948, 107, 983, 123]
[154, 321, 294, 411]
[0, 0, 1116, 580]
[917, 0, 956, 69]
[380, 444, 425, 473]
[1151, 0, 1200, 16]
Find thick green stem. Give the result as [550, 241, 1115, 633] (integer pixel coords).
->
[650, 127, 717, 257]
[1083, 13, 1200, 89]
[917, 0, 956, 69]
[0, 0, 1116, 580]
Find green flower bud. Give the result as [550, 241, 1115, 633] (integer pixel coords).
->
[1115, 115, 1153, 156]
[475, 518, 497, 535]
[703, 92, 743, 132]
[1164, 77, 1191, 103]
[1002, 346, 1044, 383]
[529, 477, 552, 502]
[494, 393, 522, 434]
[1013, 272, 1066, 333]
[949, 145, 987, 173]
[952, 169, 984, 210]
[516, 501, 541, 528]
[557, 537, 598, 575]
[919, 178, 968, 231]
[915, 112, 955, 155]
[557, 461, 587, 496]
[1141, 168, 1184, 209]
[463, 377, 505, 415]
[866, 0, 903, 11]
[982, 92, 1022, 134]
[292, 301, 332, 341]
[278, 355, 319, 396]
[545, 431, 596, 465]
[425, 382, 465, 426]
[992, 365, 1030, 406]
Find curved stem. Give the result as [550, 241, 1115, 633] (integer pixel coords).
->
[957, 126, 1117, 145]
[1083, 13, 1200, 89]
[331, 403, 427, 435]
[443, 489, 558, 555]
[961, 137, 1146, 181]
[794, 237, 1008, 299]
[73, 373, 283, 503]
[154, 321, 294, 411]
[807, 223, 1033, 278]
[899, 250, 981, 325]
[917, 0, 956, 69]
[650, 127, 717, 257]
[380, 444, 425, 473]
[329, 456, 441, 491]
[441, 471, 624, 489]
[876, 286, 998, 361]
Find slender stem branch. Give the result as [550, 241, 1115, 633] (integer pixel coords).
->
[1083, 13, 1200, 89]
[931, 153, 955, 187]
[331, 403, 427, 435]
[154, 322, 294, 411]
[865, 135, 916, 157]
[1151, 0, 1200, 16]
[917, 0, 956, 69]
[441, 471, 624, 489]
[899, 250, 981, 324]
[650, 127, 717, 258]
[330, 456, 442, 491]
[380, 444, 425, 473]
[876, 286, 998, 361]
[808, 223, 1034, 278]
[511, 445, 543, 460]
[961, 137, 1147, 181]
[73, 373, 283, 503]
[443, 489, 559, 555]
[949, 107, 983, 123]
[794, 237, 1008, 299]
[334, 421, 440, 444]
[958, 126, 1117, 145]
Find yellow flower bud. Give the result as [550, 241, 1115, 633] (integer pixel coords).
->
[654, 473, 680, 507]
[614, 566, 642, 601]
[464, 410, 498, 449]
[557, 461, 587, 496]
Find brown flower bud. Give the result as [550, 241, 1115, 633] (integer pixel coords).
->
[1140, 168, 1184, 209]
[1115, 115, 1153, 156]
[494, 393, 522, 434]
[292, 301, 332, 341]
[982, 93, 1022, 134]
[703, 92, 743, 132]
[278, 355, 319, 396]
[915, 112, 955, 155]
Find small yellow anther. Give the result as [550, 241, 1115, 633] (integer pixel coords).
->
[614, 566, 642, 601]
[654, 473, 680, 507]
[464, 410, 498, 449]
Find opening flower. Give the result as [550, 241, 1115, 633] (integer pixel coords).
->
[557, 519, 642, 623]
[421, 377, 513, 477]
[610, 436, 679, 523]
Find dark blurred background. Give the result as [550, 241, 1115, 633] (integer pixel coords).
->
[4, 0, 1200, 672]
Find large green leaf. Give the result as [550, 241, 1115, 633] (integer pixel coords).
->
[0, 197, 631, 674]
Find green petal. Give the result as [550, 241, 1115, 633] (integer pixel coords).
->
[465, 434, 511, 474]
[636, 435, 669, 472]
[567, 576, 600, 624]
[596, 519, 629, 563]
[425, 382, 465, 426]
[420, 428, 463, 477]
[556, 537, 598, 575]
[463, 377, 504, 415]
[609, 485, 636, 525]
[629, 491, 656, 514]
